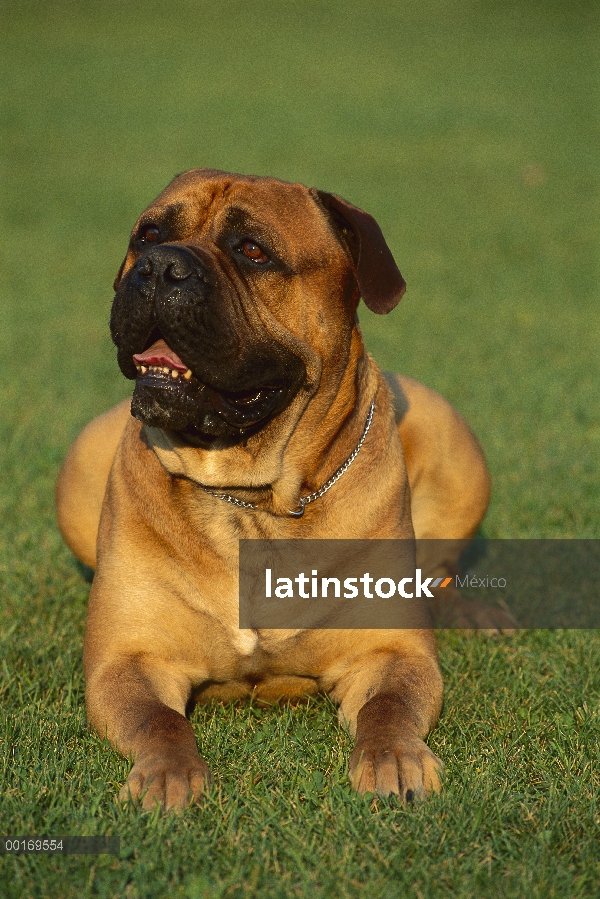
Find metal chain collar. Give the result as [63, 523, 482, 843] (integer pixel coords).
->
[199, 400, 375, 518]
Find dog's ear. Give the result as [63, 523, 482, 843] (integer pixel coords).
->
[113, 257, 127, 291]
[312, 190, 406, 314]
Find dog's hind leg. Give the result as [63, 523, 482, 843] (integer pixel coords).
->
[386, 374, 514, 631]
[385, 373, 491, 543]
[55, 399, 132, 569]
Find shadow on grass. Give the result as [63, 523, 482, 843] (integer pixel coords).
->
[75, 559, 95, 584]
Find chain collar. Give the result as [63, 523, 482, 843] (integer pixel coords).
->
[198, 400, 375, 518]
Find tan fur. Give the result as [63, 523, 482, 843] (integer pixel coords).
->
[56, 171, 499, 810]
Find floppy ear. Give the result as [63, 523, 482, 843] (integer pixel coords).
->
[312, 190, 406, 314]
[113, 256, 127, 291]
[313, 190, 406, 315]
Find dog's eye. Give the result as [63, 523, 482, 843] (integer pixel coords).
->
[240, 241, 269, 264]
[139, 226, 160, 244]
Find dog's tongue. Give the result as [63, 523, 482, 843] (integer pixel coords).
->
[133, 339, 189, 373]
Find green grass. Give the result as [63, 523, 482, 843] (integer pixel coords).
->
[1, 0, 599, 896]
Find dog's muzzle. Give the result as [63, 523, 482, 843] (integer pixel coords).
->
[109, 245, 306, 448]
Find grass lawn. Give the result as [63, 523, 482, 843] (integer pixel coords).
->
[1, 1, 599, 896]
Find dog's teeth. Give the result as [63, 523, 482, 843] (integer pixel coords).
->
[162, 366, 170, 374]
[171, 370, 179, 379]
[183, 369, 192, 380]
[140, 365, 147, 374]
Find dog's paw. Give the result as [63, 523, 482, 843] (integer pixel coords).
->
[349, 736, 443, 802]
[429, 588, 517, 634]
[119, 750, 212, 812]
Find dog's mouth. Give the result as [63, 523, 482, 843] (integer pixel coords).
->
[130, 337, 291, 447]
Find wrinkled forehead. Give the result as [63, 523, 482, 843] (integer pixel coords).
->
[136, 170, 334, 258]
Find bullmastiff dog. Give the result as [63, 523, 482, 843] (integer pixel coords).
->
[56, 169, 506, 811]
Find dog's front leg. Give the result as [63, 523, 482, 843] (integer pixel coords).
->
[85, 659, 211, 812]
[333, 647, 444, 801]
[350, 690, 443, 801]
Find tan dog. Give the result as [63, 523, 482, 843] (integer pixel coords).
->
[56, 169, 501, 811]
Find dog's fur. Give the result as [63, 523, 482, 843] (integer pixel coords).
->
[56, 170, 500, 810]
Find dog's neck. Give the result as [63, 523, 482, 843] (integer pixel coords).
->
[143, 333, 379, 516]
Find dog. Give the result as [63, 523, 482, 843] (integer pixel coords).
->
[56, 169, 507, 811]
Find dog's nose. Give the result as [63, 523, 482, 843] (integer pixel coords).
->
[164, 257, 193, 283]
[136, 246, 197, 285]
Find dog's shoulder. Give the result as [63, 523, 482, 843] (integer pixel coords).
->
[381, 371, 410, 426]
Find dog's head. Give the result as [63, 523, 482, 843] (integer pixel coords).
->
[111, 169, 405, 449]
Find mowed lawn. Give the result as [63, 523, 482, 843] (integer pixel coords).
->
[1, 2, 599, 897]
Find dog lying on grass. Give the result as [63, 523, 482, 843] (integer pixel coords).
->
[56, 169, 511, 810]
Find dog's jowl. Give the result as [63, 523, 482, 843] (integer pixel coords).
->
[56, 169, 499, 810]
